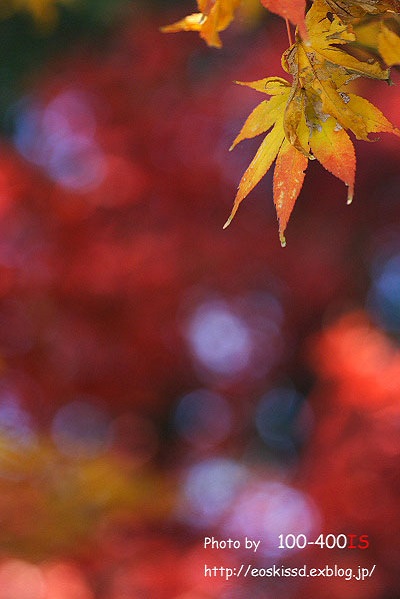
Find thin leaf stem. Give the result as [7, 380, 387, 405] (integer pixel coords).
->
[285, 18, 293, 46]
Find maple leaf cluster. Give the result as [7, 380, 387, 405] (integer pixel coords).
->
[163, 0, 400, 245]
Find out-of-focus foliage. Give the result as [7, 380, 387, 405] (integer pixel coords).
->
[0, 0, 132, 133]
[0, 0, 72, 25]
[0, 436, 170, 560]
[0, 1, 398, 598]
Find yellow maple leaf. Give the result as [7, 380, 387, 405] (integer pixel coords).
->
[325, 0, 400, 22]
[161, 0, 241, 48]
[223, 88, 289, 223]
[287, 44, 392, 143]
[282, 0, 399, 164]
[229, 78, 291, 149]
[224, 78, 309, 245]
[299, 0, 389, 81]
[225, 0, 400, 245]
[280, 0, 391, 153]
[353, 14, 400, 67]
[378, 21, 400, 65]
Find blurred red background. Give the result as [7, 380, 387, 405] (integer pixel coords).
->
[0, 2, 398, 597]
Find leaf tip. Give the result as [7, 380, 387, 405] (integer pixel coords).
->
[224, 198, 241, 228]
[279, 232, 287, 248]
[223, 212, 235, 229]
[347, 188, 354, 205]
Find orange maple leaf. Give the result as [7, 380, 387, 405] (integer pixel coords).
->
[260, 0, 307, 37]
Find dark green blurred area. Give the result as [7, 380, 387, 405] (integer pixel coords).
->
[0, 0, 187, 134]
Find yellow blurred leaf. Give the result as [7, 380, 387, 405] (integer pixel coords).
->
[378, 22, 400, 65]
[161, 0, 241, 48]
[1, 0, 72, 26]
[0, 437, 171, 561]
